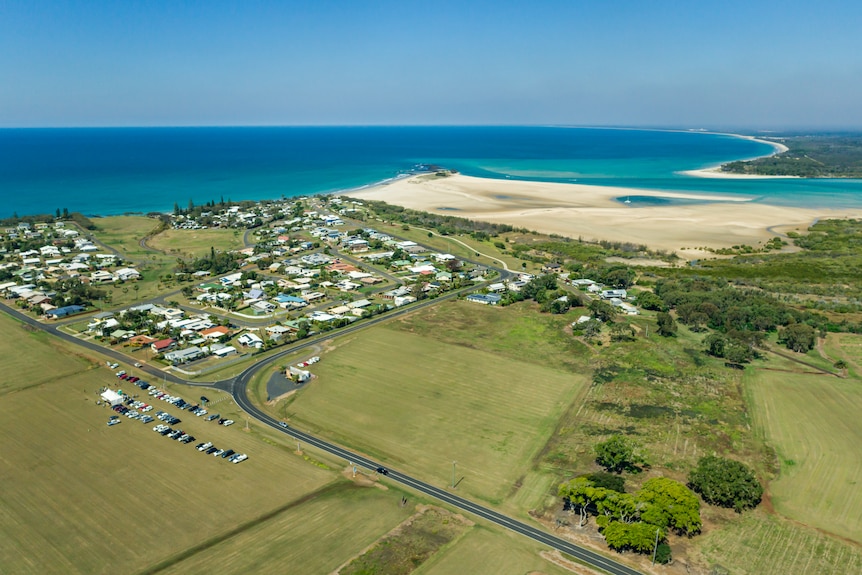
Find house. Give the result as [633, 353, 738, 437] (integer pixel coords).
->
[164, 346, 205, 364]
[466, 293, 502, 305]
[211, 345, 238, 358]
[151, 338, 177, 354]
[393, 295, 417, 307]
[265, 325, 292, 341]
[601, 289, 627, 300]
[200, 326, 230, 340]
[237, 332, 264, 348]
[46, 305, 86, 319]
[114, 267, 141, 281]
[250, 301, 276, 315]
[542, 262, 563, 274]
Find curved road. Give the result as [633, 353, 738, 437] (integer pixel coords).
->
[1, 273, 644, 574]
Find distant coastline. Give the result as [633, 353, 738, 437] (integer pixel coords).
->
[679, 133, 792, 179]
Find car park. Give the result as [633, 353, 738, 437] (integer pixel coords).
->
[222, 420, 234, 427]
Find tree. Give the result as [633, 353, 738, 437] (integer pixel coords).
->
[688, 456, 763, 512]
[603, 521, 665, 554]
[656, 312, 677, 337]
[637, 291, 664, 311]
[594, 435, 646, 474]
[609, 321, 635, 342]
[779, 323, 816, 352]
[585, 471, 625, 493]
[638, 477, 702, 536]
[589, 299, 617, 323]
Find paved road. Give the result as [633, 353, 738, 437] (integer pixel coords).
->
[1, 239, 644, 574]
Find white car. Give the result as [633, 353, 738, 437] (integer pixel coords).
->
[309, 356, 320, 364]
[222, 420, 234, 427]
[232, 454, 248, 464]
[195, 409, 207, 417]
[197, 442, 213, 452]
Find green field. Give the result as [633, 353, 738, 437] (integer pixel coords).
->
[696, 511, 862, 575]
[148, 227, 246, 258]
[746, 359, 862, 543]
[90, 215, 165, 261]
[160, 484, 414, 575]
[277, 312, 589, 504]
[417, 526, 575, 575]
[0, 313, 340, 574]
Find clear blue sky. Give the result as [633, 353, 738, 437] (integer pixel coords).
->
[1, 0, 860, 128]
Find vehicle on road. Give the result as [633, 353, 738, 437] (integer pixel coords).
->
[279, 422, 289, 428]
[376, 467, 389, 475]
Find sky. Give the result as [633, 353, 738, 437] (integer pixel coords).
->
[1, 0, 860, 129]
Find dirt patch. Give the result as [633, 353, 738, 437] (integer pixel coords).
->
[539, 550, 607, 575]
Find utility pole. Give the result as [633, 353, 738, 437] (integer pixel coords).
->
[651, 527, 660, 565]
[451, 461, 457, 489]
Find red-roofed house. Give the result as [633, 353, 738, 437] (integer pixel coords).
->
[200, 326, 230, 340]
[151, 338, 176, 354]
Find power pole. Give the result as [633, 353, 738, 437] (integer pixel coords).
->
[451, 461, 457, 489]
[652, 527, 660, 565]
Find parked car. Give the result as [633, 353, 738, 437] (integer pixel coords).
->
[205, 447, 218, 454]
[197, 442, 213, 452]
[221, 449, 235, 459]
[206, 414, 220, 421]
[107, 419, 121, 426]
[222, 420, 234, 427]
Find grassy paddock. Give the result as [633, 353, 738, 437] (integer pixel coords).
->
[90, 215, 165, 260]
[696, 511, 862, 575]
[417, 526, 575, 575]
[0, 313, 338, 575]
[745, 361, 862, 542]
[279, 322, 589, 504]
[160, 483, 413, 575]
[148, 228, 245, 258]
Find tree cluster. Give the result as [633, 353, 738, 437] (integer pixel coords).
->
[559, 474, 701, 560]
[594, 435, 647, 474]
[175, 246, 242, 275]
[688, 456, 763, 513]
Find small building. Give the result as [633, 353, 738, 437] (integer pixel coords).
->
[211, 345, 238, 358]
[601, 289, 627, 300]
[237, 332, 264, 348]
[164, 346, 205, 364]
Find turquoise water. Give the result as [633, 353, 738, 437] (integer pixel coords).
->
[1, 126, 860, 219]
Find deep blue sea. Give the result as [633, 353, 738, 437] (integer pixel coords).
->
[1, 126, 861, 219]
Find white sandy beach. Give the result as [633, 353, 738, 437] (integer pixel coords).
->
[680, 135, 792, 179]
[346, 173, 858, 258]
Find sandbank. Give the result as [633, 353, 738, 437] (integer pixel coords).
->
[345, 174, 857, 258]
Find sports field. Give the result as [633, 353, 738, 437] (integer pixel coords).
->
[745, 359, 862, 542]
[281, 322, 589, 504]
[147, 227, 246, 258]
[696, 511, 862, 575]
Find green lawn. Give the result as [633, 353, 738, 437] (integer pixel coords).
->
[745, 360, 862, 543]
[90, 215, 164, 260]
[279, 321, 589, 504]
[148, 227, 246, 258]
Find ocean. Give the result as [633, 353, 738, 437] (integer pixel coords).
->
[1, 126, 861, 219]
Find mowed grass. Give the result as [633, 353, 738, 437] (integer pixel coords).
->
[696, 511, 862, 575]
[0, 315, 337, 574]
[160, 484, 413, 575]
[416, 526, 574, 575]
[745, 360, 862, 542]
[280, 324, 588, 504]
[824, 332, 862, 377]
[91, 215, 164, 260]
[0, 316, 93, 395]
[148, 228, 245, 258]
